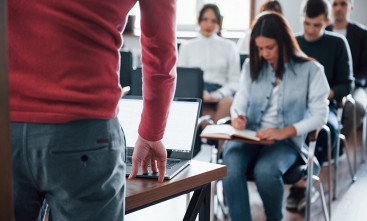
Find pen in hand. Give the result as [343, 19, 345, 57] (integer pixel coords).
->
[234, 109, 240, 116]
[233, 109, 246, 130]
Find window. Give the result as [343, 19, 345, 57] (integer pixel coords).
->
[203, 0, 250, 31]
[128, 0, 252, 32]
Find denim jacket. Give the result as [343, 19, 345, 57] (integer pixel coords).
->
[231, 59, 329, 163]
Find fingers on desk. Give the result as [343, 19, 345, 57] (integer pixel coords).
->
[157, 160, 166, 183]
[151, 160, 158, 173]
[128, 160, 140, 180]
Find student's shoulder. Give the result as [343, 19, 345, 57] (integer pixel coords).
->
[303, 59, 324, 71]
[324, 30, 347, 44]
[216, 36, 237, 48]
[349, 20, 367, 32]
[294, 32, 304, 40]
[295, 59, 325, 77]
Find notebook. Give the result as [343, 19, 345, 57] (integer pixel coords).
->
[117, 96, 202, 179]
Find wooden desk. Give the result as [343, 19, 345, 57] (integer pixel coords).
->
[126, 160, 226, 221]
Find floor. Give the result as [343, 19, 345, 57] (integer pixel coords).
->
[125, 129, 367, 221]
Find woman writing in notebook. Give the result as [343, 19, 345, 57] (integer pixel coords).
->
[222, 12, 330, 221]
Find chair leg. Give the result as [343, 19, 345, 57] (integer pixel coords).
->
[328, 134, 339, 206]
[352, 106, 358, 175]
[306, 125, 331, 221]
[313, 175, 330, 221]
[340, 135, 357, 182]
[333, 124, 341, 200]
[321, 127, 333, 205]
[362, 115, 367, 163]
[213, 180, 229, 219]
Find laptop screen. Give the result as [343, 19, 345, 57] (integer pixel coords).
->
[118, 96, 201, 158]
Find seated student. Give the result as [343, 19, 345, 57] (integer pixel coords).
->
[237, 0, 283, 54]
[178, 4, 241, 124]
[326, 0, 367, 140]
[287, 0, 354, 211]
[222, 12, 329, 221]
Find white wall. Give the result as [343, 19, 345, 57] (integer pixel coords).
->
[350, 0, 367, 26]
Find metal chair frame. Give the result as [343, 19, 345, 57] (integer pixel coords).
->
[333, 95, 358, 200]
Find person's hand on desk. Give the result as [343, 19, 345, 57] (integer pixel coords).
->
[203, 90, 223, 103]
[256, 126, 296, 141]
[128, 135, 167, 183]
[231, 114, 247, 130]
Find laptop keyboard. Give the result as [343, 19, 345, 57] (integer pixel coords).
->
[126, 157, 181, 169]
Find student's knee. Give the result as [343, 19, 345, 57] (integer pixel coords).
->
[222, 143, 248, 177]
[253, 163, 282, 187]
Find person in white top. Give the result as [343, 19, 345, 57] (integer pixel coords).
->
[237, 0, 283, 54]
[178, 4, 241, 123]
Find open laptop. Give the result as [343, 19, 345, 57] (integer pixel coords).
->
[118, 96, 202, 179]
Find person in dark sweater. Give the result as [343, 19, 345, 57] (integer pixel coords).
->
[286, 0, 354, 212]
[326, 0, 367, 140]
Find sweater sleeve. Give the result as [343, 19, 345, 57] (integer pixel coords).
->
[331, 36, 354, 100]
[293, 63, 330, 135]
[354, 27, 367, 79]
[138, 0, 177, 141]
[230, 59, 251, 119]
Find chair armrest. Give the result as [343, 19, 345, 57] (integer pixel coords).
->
[122, 86, 131, 96]
[338, 94, 355, 109]
[308, 130, 318, 142]
[307, 125, 330, 176]
[197, 115, 214, 129]
[340, 94, 356, 126]
[216, 116, 231, 125]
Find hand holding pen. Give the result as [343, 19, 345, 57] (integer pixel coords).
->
[232, 109, 247, 130]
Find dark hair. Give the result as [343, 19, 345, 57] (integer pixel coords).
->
[302, 0, 331, 19]
[259, 0, 283, 15]
[198, 4, 221, 25]
[249, 12, 311, 80]
[332, 0, 354, 5]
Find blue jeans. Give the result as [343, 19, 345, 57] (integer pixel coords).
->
[11, 118, 126, 221]
[204, 82, 222, 93]
[222, 140, 299, 221]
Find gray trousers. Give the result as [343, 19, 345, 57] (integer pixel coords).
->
[11, 118, 126, 221]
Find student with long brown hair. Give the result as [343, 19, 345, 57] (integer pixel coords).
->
[222, 12, 329, 221]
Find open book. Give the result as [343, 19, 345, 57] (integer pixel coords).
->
[200, 124, 260, 141]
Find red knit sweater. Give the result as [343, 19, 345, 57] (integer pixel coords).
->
[8, 0, 177, 141]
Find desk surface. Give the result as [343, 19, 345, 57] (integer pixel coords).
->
[126, 160, 226, 212]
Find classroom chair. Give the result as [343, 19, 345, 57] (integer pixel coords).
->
[239, 53, 248, 70]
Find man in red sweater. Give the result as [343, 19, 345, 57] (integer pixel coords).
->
[8, 0, 176, 220]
